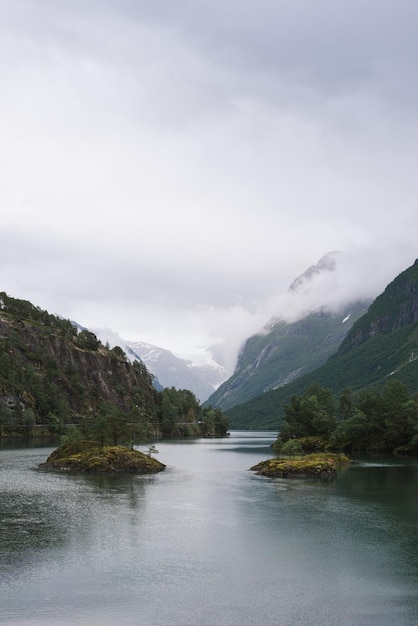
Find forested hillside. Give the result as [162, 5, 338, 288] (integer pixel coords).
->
[226, 259, 418, 430]
[0, 292, 228, 440]
[206, 302, 367, 410]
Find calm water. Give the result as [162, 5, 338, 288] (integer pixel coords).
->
[1, 432, 418, 626]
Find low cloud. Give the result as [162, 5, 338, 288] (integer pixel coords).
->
[1, 1, 418, 374]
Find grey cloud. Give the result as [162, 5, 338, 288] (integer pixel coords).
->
[1, 0, 418, 368]
[106, 1, 418, 102]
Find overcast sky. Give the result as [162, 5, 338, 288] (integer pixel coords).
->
[1, 0, 418, 371]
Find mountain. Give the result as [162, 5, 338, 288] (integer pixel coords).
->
[0, 292, 158, 436]
[91, 326, 227, 402]
[225, 258, 418, 430]
[124, 345, 164, 391]
[89, 327, 227, 402]
[125, 341, 227, 402]
[206, 252, 368, 410]
[206, 303, 367, 410]
[288, 250, 341, 291]
[0, 292, 229, 439]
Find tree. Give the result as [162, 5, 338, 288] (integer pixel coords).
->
[339, 387, 354, 420]
[280, 385, 336, 440]
[126, 405, 148, 448]
[158, 387, 181, 437]
[382, 379, 412, 449]
[76, 330, 100, 351]
[406, 393, 418, 449]
[330, 408, 371, 450]
[355, 386, 386, 447]
[92, 401, 128, 446]
[111, 345, 126, 360]
[331, 380, 414, 452]
[201, 406, 229, 437]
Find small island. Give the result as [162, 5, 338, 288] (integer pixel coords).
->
[39, 440, 166, 473]
[250, 452, 350, 480]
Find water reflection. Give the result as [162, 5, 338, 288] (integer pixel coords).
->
[0, 448, 157, 590]
[0, 437, 59, 450]
[337, 462, 418, 518]
[1, 433, 418, 625]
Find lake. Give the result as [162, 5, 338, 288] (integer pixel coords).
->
[1, 432, 418, 625]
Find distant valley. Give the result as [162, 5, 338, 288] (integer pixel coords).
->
[91, 330, 228, 402]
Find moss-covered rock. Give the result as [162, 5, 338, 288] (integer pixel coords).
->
[39, 440, 166, 473]
[250, 452, 351, 480]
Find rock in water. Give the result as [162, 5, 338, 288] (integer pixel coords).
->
[250, 453, 350, 480]
[39, 441, 166, 473]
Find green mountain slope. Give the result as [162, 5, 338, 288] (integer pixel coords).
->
[226, 259, 418, 430]
[0, 292, 229, 439]
[0, 292, 158, 437]
[206, 302, 367, 410]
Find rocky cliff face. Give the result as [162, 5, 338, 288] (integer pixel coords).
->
[0, 294, 157, 434]
[338, 259, 418, 353]
[0, 319, 149, 409]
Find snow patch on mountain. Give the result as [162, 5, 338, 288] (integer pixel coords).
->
[91, 328, 227, 402]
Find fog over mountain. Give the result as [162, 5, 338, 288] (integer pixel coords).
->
[2, 1, 418, 371]
[90, 249, 396, 401]
[206, 248, 404, 376]
[267, 249, 399, 326]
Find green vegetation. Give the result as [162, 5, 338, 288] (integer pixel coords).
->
[273, 380, 418, 456]
[156, 387, 229, 438]
[75, 330, 100, 351]
[0, 292, 229, 442]
[278, 384, 336, 440]
[253, 375, 418, 479]
[207, 303, 367, 410]
[226, 260, 418, 430]
[226, 327, 418, 430]
[250, 453, 350, 480]
[158, 387, 202, 438]
[39, 440, 166, 473]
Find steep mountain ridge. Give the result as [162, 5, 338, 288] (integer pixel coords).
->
[206, 303, 367, 410]
[225, 259, 418, 430]
[0, 293, 157, 435]
[338, 259, 418, 352]
[125, 340, 227, 402]
[0, 292, 230, 439]
[289, 250, 341, 291]
[206, 251, 368, 410]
